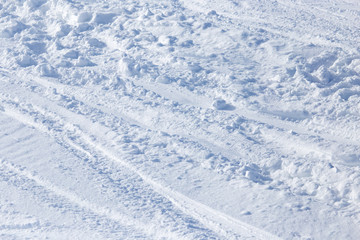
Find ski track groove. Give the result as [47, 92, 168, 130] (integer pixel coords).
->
[2, 68, 350, 160]
[0, 109, 211, 240]
[3, 64, 357, 174]
[0, 66, 340, 193]
[0, 158, 170, 240]
[2, 64, 355, 209]
[0, 78, 281, 239]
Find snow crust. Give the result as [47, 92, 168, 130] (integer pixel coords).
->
[1, 0, 360, 239]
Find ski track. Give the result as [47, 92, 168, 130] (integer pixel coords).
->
[0, 159, 167, 239]
[1, 57, 360, 239]
[0, 111, 222, 240]
[1, 0, 360, 239]
[0, 75, 280, 239]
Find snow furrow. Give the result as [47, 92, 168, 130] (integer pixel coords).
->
[3, 65, 360, 224]
[0, 78, 280, 239]
[0, 158, 168, 239]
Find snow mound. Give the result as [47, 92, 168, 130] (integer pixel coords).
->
[212, 99, 235, 110]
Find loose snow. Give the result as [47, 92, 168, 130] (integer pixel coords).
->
[1, 0, 360, 239]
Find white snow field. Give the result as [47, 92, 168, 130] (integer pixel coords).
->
[1, 0, 360, 239]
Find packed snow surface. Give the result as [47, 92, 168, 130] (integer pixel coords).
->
[1, 0, 360, 239]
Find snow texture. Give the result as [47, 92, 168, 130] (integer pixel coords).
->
[1, 0, 360, 239]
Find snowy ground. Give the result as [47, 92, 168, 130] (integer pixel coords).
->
[1, 0, 360, 239]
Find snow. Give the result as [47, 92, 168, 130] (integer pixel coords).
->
[0, 0, 360, 239]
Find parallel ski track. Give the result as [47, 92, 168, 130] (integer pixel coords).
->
[3, 67, 352, 158]
[1, 67, 344, 195]
[3, 63, 356, 171]
[0, 74, 281, 239]
[0, 158, 169, 239]
[2, 66, 354, 178]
